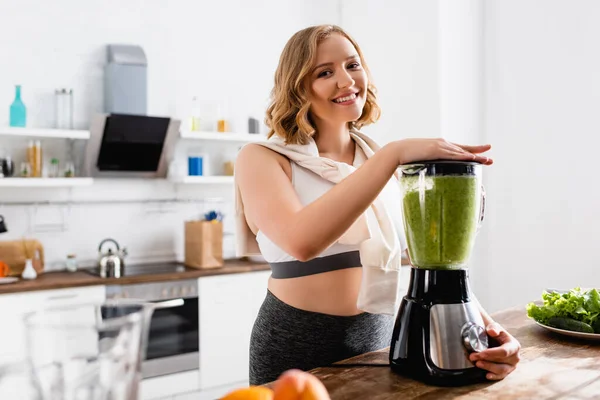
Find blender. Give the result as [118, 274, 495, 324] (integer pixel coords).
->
[389, 160, 488, 386]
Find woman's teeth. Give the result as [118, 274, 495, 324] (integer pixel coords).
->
[333, 93, 357, 103]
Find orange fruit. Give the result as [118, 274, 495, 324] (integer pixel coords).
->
[273, 370, 331, 400]
[221, 386, 274, 400]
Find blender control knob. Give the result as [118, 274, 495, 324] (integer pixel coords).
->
[461, 322, 489, 353]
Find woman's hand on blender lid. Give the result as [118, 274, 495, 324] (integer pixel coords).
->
[385, 138, 493, 166]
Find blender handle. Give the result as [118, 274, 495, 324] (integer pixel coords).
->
[478, 185, 486, 228]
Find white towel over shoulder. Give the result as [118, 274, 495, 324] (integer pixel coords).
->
[234, 129, 407, 315]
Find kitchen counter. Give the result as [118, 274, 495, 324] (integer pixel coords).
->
[0, 258, 270, 295]
[288, 307, 600, 399]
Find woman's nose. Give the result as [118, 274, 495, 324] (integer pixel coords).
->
[337, 70, 355, 89]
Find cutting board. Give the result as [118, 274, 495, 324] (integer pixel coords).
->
[0, 239, 44, 276]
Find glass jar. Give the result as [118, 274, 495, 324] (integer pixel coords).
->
[64, 161, 75, 177]
[48, 158, 59, 178]
[398, 161, 485, 270]
[55, 88, 73, 130]
[65, 254, 77, 272]
[19, 161, 31, 177]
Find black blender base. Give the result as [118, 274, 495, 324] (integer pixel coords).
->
[389, 268, 490, 387]
[390, 361, 488, 387]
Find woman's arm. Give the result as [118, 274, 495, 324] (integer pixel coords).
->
[236, 142, 400, 261]
[236, 139, 491, 261]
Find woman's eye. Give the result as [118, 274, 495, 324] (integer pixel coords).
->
[348, 62, 361, 69]
[318, 70, 332, 78]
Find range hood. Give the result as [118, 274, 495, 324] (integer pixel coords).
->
[84, 113, 180, 178]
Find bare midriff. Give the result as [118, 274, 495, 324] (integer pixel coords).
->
[268, 267, 364, 316]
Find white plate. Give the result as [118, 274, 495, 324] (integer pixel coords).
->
[534, 320, 600, 341]
[0, 277, 19, 285]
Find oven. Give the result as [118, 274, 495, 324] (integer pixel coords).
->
[105, 279, 199, 379]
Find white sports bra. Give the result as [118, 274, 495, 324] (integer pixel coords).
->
[256, 160, 363, 263]
[255, 145, 406, 269]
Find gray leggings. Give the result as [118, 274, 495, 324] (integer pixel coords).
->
[249, 290, 394, 385]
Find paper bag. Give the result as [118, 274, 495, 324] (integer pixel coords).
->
[184, 220, 224, 269]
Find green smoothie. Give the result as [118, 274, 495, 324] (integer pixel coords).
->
[401, 175, 481, 269]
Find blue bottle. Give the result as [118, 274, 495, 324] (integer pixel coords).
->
[9, 85, 27, 127]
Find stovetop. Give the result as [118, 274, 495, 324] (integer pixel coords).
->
[85, 262, 188, 278]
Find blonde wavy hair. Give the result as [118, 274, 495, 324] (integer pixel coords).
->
[265, 25, 381, 145]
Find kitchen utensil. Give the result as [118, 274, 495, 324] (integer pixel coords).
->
[24, 300, 155, 400]
[98, 238, 127, 278]
[390, 160, 489, 386]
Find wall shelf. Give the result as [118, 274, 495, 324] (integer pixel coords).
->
[170, 176, 234, 184]
[0, 178, 93, 187]
[179, 130, 265, 143]
[0, 127, 90, 140]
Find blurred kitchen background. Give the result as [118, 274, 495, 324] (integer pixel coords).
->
[1, 0, 598, 313]
[0, 0, 599, 397]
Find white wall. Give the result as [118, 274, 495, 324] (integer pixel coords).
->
[438, 0, 483, 146]
[436, 0, 489, 303]
[8, 0, 592, 317]
[0, 0, 340, 269]
[481, 0, 600, 312]
[340, 0, 440, 143]
[341, 0, 600, 314]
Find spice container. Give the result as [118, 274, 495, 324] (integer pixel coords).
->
[217, 103, 229, 133]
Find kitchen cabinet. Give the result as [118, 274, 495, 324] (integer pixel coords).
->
[0, 286, 105, 365]
[198, 269, 270, 391]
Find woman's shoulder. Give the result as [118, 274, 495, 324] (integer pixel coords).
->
[236, 143, 292, 180]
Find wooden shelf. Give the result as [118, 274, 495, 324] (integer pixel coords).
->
[170, 176, 234, 184]
[0, 178, 93, 187]
[179, 130, 265, 143]
[0, 127, 90, 140]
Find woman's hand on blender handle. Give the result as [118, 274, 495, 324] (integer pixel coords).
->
[387, 138, 493, 166]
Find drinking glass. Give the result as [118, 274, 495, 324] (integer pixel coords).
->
[24, 300, 153, 400]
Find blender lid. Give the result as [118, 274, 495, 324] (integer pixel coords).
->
[399, 160, 482, 175]
[402, 160, 482, 166]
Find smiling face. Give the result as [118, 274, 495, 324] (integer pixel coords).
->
[265, 25, 380, 145]
[307, 33, 368, 129]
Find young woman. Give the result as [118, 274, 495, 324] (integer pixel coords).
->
[235, 24, 520, 385]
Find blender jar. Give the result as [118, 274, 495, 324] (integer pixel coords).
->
[399, 160, 485, 270]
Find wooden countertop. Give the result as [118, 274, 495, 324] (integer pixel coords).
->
[0, 259, 270, 295]
[288, 307, 600, 399]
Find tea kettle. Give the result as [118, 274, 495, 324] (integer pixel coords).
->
[98, 238, 128, 278]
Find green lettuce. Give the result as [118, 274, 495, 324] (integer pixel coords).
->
[526, 287, 600, 332]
